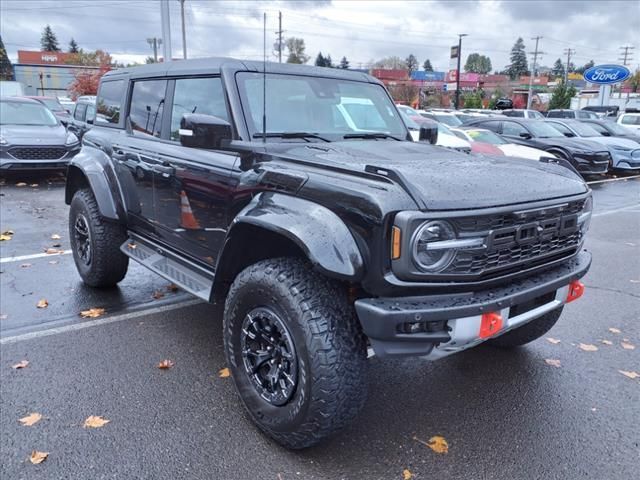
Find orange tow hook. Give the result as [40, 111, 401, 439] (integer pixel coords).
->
[479, 312, 503, 339]
[566, 280, 585, 303]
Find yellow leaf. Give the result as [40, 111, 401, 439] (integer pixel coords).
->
[12, 360, 29, 369]
[621, 342, 635, 350]
[19, 413, 43, 427]
[601, 340, 613, 345]
[30, 184, 39, 188]
[546, 337, 561, 344]
[545, 358, 561, 368]
[152, 290, 165, 300]
[158, 359, 174, 369]
[29, 450, 48, 464]
[36, 299, 48, 309]
[167, 283, 179, 292]
[83, 415, 110, 428]
[403, 468, 414, 480]
[413, 435, 449, 454]
[44, 248, 64, 254]
[619, 370, 639, 379]
[16, 182, 27, 187]
[80, 308, 105, 318]
[127, 243, 137, 249]
[218, 367, 231, 378]
[1, 229, 14, 235]
[578, 343, 598, 352]
[0, 234, 12, 241]
[608, 327, 621, 334]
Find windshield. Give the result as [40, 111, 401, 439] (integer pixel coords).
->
[437, 123, 453, 135]
[236, 72, 406, 140]
[399, 111, 420, 129]
[466, 129, 507, 145]
[0, 101, 58, 126]
[40, 98, 63, 110]
[435, 114, 462, 127]
[398, 105, 419, 116]
[567, 122, 602, 137]
[527, 121, 565, 138]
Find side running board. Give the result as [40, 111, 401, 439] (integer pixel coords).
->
[120, 235, 213, 301]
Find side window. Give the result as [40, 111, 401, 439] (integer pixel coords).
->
[547, 111, 559, 118]
[169, 77, 228, 141]
[502, 122, 528, 136]
[86, 104, 96, 122]
[548, 122, 572, 136]
[74, 103, 87, 121]
[96, 80, 125, 126]
[480, 121, 502, 133]
[588, 123, 607, 135]
[129, 80, 167, 138]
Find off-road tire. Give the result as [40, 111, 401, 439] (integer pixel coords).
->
[223, 257, 368, 449]
[69, 188, 129, 287]
[487, 307, 563, 348]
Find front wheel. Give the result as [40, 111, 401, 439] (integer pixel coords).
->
[487, 307, 563, 348]
[223, 257, 368, 449]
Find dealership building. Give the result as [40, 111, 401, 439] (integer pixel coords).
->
[13, 50, 100, 97]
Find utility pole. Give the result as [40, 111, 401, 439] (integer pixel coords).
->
[276, 11, 283, 63]
[619, 45, 634, 66]
[147, 38, 162, 62]
[160, 0, 172, 62]
[179, 0, 187, 59]
[526, 36, 544, 109]
[454, 33, 468, 110]
[563, 48, 575, 83]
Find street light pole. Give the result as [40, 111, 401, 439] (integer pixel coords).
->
[160, 0, 172, 62]
[179, 0, 187, 59]
[454, 34, 467, 110]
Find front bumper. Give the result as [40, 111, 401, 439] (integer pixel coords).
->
[573, 152, 609, 174]
[355, 250, 591, 358]
[610, 149, 640, 170]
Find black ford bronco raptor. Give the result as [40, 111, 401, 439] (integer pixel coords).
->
[66, 58, 592, 449]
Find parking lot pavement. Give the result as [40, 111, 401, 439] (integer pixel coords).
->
[1, 175, 639, 480]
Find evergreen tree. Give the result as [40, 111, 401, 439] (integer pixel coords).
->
[325, 54, 333, 68]
[0, 35, 14, 81]
[423, 59, 433, 72]
[40, 25, 60, 51]
[551, 58, 565, 78]
[549, 81, 577, 109]
[507, 37, 528, 79]
[338, 56, 349, 69]
[68, 38, 79, 53]
[575, 59, 595, 74]
[405, 53, 418, 74]
[315, 52, 326, 67]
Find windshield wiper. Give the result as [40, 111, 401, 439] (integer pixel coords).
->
[342, 132, 402, 141]
[252, 132, 330, 142]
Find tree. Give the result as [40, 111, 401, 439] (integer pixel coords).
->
[40, 25, 60, 51]
[285, 37, 309, 64]
[65, 49, 113, 67]
[145, 56, 157, 64]
[68, 51, 111, 98]
[630, 69, 640, 93]
[575, 59, 595, 74]
[464, 53, 492, 74]
[507, 37, 528, 79]
[325, 54, 333, 68]
[423, 59, 433, 72]
[68, 38, 79, 53]
[405, 54, 418, 74]
[548, 81, 577, 110]
[551, 58, 565, 78]
[338, 56, 349, 69]
[315, 52, 327, 67]
[388, 83, 419, 105]
[462, 92, 483, 108]
[373, 56, 407, 70]
[0, 35, 14, 81]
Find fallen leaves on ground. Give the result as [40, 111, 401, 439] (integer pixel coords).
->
[36, 299, 48, 309]
[402, 469, 413, 480]
[167, 283, 179, 292]
[608, 327, 621, 334]
[218, 367, 231, 378]
[29, 451, 48, 464]
[12, 360, 29, 369]
[80, 308, 105, 318]
[44, 248, 64, 255]
[546, 337, 561, 344]
[19, 413, 43, 426]
[30, 183, 38, 188]
[15, 182, 27, 187]
[413, 435, 449, 454]
[578, 343, 598, 352]
[20, 263, 32, 268]
[601, 339, 613, 345]
[618, 370, 639, 379]
[545, 359, 561, 368]
[48, 260, 58, 265]
[50, 234, 61, 240]
[0, 230, 14, 241]
[127, 243, 137, 249]
[152, 290, 165, 300]
[158, 359, 174, 369]
[83, 415, 110, 428]
[621, 342, 635, 350]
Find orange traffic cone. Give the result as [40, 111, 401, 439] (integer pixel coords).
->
[179, 190, 201, 230]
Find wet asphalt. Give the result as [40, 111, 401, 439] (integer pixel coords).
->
[0, 173, 639, 480]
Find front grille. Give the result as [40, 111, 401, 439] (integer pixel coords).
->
[8, 146, 67, 160]
[574, 151, 610, 164]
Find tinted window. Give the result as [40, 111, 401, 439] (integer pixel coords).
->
[130, 80, 167, 138]
[96, 80, 125, 126]
[548, 122, 573, 136]
[169, 77, 227, 141]
[502, 122, 528, 136]
[74, 103, 87, 121]
[479, 120, 502, 132]
[503, 110, 523, 117]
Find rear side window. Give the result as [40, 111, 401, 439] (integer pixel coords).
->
[502, 122, 528, 136]
[479, 120, 502, 133]
[96, 80, 125, 126]
[129, 80, 168, 138]
[169, 77, 227, 141]
[74, 103, 87, 121]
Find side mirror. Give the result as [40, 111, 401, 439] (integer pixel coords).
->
[419, 124, 438, 144]
[564, 132, 575, 137]
[180, 113, 232, 149]
[87, 118, 94, 125]
[519, 132, 532, 139]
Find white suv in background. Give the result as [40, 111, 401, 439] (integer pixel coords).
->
[617, 113, 640, 131]
[501, 109, 545, 119]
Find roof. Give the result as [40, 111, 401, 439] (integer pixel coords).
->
[103, 57, 378, 84]
[0, 96, 40, 104]
[25, 96, 58, 100]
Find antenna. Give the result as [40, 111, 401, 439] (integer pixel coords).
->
[262, 12, 267, 143]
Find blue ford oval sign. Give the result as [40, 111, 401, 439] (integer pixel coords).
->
[583, 64, 631, 85]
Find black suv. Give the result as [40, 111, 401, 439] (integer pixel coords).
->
[65, 59, 593, 449]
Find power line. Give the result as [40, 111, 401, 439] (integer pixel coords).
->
[619, 46, 634, 66]
[563, 48, 576, 83]
[527, 36, 544, 109]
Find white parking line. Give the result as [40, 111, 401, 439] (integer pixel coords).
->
[0, 250, 72, 264]
[0, 298, 203, 345]
[587, 175, 640, 185]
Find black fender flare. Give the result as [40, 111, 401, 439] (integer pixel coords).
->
[65, 148, 123, 222]
[225, 192, 364, 281]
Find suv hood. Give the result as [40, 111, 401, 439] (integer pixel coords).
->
[267, 140, 588, 210]
[530, 136, 606, 151]
[581, 135, 639, 149]
[0, 124, 66, 145]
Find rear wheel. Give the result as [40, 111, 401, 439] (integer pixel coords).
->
[69, 188, 129, 287]
[487, 307, 563, 348]
[223, 257, 368, 449]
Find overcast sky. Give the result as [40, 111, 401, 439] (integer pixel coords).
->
[1, 0, 638, 72]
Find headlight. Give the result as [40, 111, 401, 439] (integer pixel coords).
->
[0, 135, 7, 145]
[412, 220, 457, 272]
[65, 132, 79, 145]
[578, 196, 593, 233]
